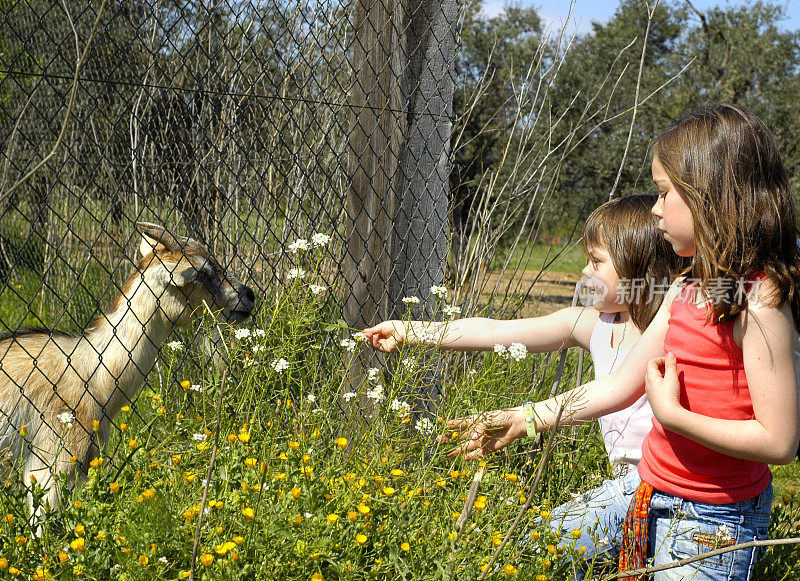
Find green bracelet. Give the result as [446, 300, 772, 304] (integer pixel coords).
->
[522, 401, 537, 439]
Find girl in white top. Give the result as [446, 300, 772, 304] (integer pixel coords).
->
[363, 194, 684, 475]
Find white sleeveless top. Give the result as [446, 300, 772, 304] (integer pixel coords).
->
[589, 312, 653, 476]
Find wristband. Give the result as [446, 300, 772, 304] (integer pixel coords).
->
[521, 401, 537, 439]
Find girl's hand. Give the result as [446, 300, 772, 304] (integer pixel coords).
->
[645, 352, 684, 429]
[437, 408, 527, 460]
[362, 320, 408, 352]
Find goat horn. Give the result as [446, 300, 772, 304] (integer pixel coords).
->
[135, 222, 188, 252]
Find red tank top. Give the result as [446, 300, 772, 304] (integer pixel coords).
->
[638, 283, 771, 504]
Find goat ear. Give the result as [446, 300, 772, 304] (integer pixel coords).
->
[139, 234, 163, 258]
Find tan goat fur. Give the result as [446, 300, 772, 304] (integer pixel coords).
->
[0, 222, 254, 512]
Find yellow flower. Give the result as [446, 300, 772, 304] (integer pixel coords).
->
[390, 469, 404, 477]
[227, 434, 237, 443]
[503, 564, 517, 577]
[547, 544, 556, 555]
[29, 474, 37, 484]
[448, 531, 457, 540]
[400, 542, 410, 552]
[180, 380, 191, 389]
[274, 473, 287, 481]
[536, 575, 548, 581]
[92, 420, 100, 431]
[326, 514, 339, 524]
[540, 510, 551, 521]
[70, 538, 85, 552]
[109, 482, 120, 494]
[197, 441, 210, 451]
[244, 457, 257, 468]
[142, 489, 156, 501]
[382, 486, 395, 496]
[200, 553, 214, 567]
[8, 568, 20, 575]
[355, 534, 367, 545]
[74, 524, 85, 536]
[542, 559, 552, 569]
[121, 405, 130, 412]
[291, 514, 303, 526]
[435, 478, 447, 487]
[183, 472, 196, 483]
[571, 529, 582, 539]
[32, 568, 50, 581]
[530, 530, 540, 541]
[288, 441, 300, 450]
[357, 503, 370, 515]
[89, 457, 103, 469]
[311, 427, 321, 439]
[139, 555, 149, 565]
[579, 545, 587, 555]
[311, 574, 323, 581]
[237, 432, 250, 443]
[503, 473, 518, 483]
[348, 510, 358, 522]
[58, 552, 68, 563]
[19, 424, 27, 437]
[233, 536, 244, 545]
[120, 423, 128, 432]
[291, 487, 301, 499]
[335, 437, 348, 449]
[242, 507, 255, 520]
[4, 513, 12, 525]
[182, 509, 195, 521]
[215, 541, 236, 555]
[449, 470, 460, 478]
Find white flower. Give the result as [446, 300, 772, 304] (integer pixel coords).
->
[312, 408, 324, 415]
[342, 392, 357, 402]
[402, 296, 420, 305]
[166, 340, 184, 352]
[367, 384, 384, 401]
[272, 358, 290, 373]
[311, 233, 331, 247]
[190, 384, 202, 392]
[251, 344, 266, 353]
[367, 367, 381, 383]
[158, 557, 168, 564]
[508, 342, 528, 361]
[234, 328, 252, 340]
[287, 268, 306, 280]
[352, 332, 367, 343]
[193, 433, 208, 442]
[390, 398, 411, 418]
[415, 328, 437, 343]
[288, 238, 310, 253]
[443, 305, 461, 317]
[244, 357, 259, 368]
[340, 338, 356, 352]
[309, 284, 327, 295]
[414, 417, 435, 435]
[493, 344, 507, 356]
[716, 524, 733, 541]
[253, 329, 266, 338]
[307, 393, 316, 403]
[57, 412, 75, 426]
[468, 369, 478, 375]
[430, 285, 448, 298]
[401, 357, 417, 371]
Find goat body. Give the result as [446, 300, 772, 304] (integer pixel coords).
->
[0, 223, 255, 510]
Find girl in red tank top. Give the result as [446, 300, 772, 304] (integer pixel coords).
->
[442, 104, 800, 580]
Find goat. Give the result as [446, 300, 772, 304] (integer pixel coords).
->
[0, 222, 255, 512]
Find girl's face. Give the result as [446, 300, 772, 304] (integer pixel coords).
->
[651, 155, 696, 257]
[581, 244, 627, 314]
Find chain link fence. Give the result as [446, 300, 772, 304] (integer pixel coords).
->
[0, 0, 588, 501]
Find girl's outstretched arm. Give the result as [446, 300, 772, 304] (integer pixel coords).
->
[441, 283, 679, 459]
[646, 280, 800, 465]
[362, 307, 598, 353]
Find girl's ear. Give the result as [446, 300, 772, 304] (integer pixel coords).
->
[139, 234, 163, 257]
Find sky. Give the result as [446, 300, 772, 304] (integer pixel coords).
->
[480, 1, 800, 35]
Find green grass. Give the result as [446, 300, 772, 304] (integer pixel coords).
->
[0, 246, 797, 580]
[490, 240, 587, 275]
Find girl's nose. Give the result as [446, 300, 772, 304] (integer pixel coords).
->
[651, 199, 662, 218]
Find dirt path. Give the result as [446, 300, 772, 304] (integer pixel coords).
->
[481, 269, 581, 317]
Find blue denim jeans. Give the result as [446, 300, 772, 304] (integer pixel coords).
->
[647, 483, 772, 580]
[539, 471, 771, 581]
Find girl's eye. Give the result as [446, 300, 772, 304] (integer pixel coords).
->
[658, 190, 667, 199]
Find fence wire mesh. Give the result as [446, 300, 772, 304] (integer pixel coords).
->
[0, 0, 587, 507]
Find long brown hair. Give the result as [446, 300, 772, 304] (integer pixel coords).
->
[653, 103, 800, 329]
[583, 195, 684, 330]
